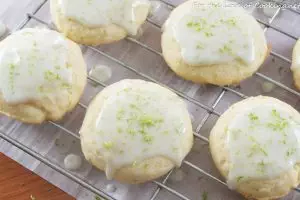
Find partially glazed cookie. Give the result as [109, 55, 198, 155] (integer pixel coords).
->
[0, 28, 87, 123]
[291, 39, 300, 90]
[210, 96, 300, 199]
[161, 0, 268, 86]
[50, 0, 151, 45]
[80, 79, 193, 183]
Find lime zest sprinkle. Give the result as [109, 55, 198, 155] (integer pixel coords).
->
[143, 134, 154, 144]
[44, 70, 61, 81]
[267, 119, 288, 131]
[38, 85, 44, 93]
[221, 18, 237, 26]
[117, 127, 123, 133]
[66, 62, 72, 68]
[123, 88, 130, 92]
[103, 141, 114, 150]
[139, 115, 155, 127]
[269, 109, 289, 131]
[8, 63, 16, 92]
[127, 128, 137, 135]
[279, 139, 287, 144]
[230, 128, 242, 140]
[144, 163, 149, 169]
[257, 160, 266, 173]
[139, 128, 147, 135]
[248, 112, 259, 121]
[55, 65, 61, 70]
[286, 148, 296, 157]
[248, 136, 268, 157]
[172, 147, 179, 152]
[129, 103, 140, 110]
[236, 176, 244, 182]
[271, 109, 280, 118]
[224, 126, 228, 133]
[204, 31, 213, 37]
[186, 18, 207, 32]
[132, 161, 138, 167]
[196, 43, 205, 49]
[138, 115, 164, 127]
[162, 130, 169, 135]
[116, 108, 125, 120]
[219, 44, 232, 54]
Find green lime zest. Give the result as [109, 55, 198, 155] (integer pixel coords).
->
[248, 113, 259, 121]
[143, 134, 154, 144]
[103, 141, 113, 150]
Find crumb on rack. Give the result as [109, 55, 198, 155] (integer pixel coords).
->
[94, 195, 105, 200]
[202, 191, 208, 200]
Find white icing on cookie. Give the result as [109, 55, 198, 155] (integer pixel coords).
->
[58, 0, 150, 35]
[0, 28, 72, 103]
[227, 104, 300, 188]
[164, 0, 256, 65]
[84, 80, 191, 179]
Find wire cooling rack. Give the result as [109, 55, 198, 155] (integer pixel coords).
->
[1, 0, 300, 199]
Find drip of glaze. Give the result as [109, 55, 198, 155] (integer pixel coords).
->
[64, 154, 82, 170]
[261, 82, 275, 93]
[89, 64, 112, 83]
[105, 184, 117, 193]
[0, 21, 7, 38]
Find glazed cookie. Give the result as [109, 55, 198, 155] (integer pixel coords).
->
[50, 0, 151, 45]
[291, 39, 300, 90]
[0, 28, 87, 123]
[80, 79, 193, 183]
[161, 0, 268, 86]
[210, 96, 300, 199]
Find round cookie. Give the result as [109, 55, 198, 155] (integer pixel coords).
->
[80, 79, 193, 183]
[50, 0, 151, 45]
[209, 96, 300, 199]
[291, 39, 300, 90]
[0, 28, 87, 123]
[161, 0, 268, 86]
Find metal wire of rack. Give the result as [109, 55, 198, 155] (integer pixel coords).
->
[1, 0, 300, 199]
